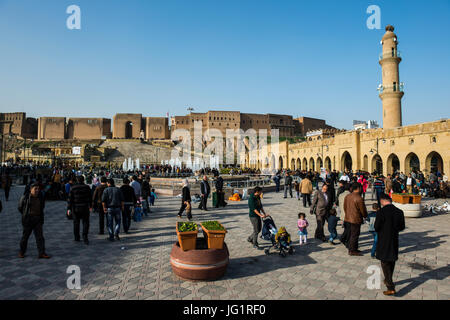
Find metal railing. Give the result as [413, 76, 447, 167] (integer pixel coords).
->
[379, 50, 402, 60]
[378, 82, 404, 94]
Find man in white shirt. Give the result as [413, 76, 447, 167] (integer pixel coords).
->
[406, 173, 414, 194]
[340, 172, 350, 183]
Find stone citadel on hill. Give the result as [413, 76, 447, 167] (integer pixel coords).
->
[0, 112, 334, 141]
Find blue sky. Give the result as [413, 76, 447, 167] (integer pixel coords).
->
[0, 0, 449, 129]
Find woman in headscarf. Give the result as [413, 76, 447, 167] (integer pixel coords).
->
[177, 179, 192, 220]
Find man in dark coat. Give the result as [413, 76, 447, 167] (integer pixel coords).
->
[92, 176, 108, 235]
[119, 177, 137, 234]
[283, 172, 293, 198]
[68, 175, 93, 244]
[18, 183, 50, 259]
[375, 193, 405, 296]
[214, 175, 226, 208]
[310, 184, 330, 241]
[199, 175, 210, 211]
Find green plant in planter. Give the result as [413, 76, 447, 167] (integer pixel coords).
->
[202, 221, 225, 231]
[178, 222, 198, 232]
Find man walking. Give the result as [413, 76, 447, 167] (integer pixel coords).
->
[373, 176, 385, 206]
[119, 177, 137, 234]
[18, 183, 50, 259]
[68, 175, 92, 245]
[199, 175, 210, 211]
[343, 182, 368, 256]
[141, 176, 151, 216]
[310, 184, 330, 241]
[130, 175, 141, 201]
[102, 179, 124, 241]
[283, 172, 293, 198]
[299, 175, 313, 207]
[273, 173, 281, 193]
[375, 193, 405, 296]
[247, 187, 269, 250]
[92, 176, 108, 235]
[1, 171, 12, 201]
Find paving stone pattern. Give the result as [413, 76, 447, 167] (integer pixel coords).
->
[0, 186, 449, 300]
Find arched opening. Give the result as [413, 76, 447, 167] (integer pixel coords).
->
[425, 151, 443, 174]
[316, 157, 323, 170]
[387, 153, 400, 174]
[296, 158, 301, 170]
[405, 152, 420, 173]
[324, 157, 331, 171]
[291, 158, 295, 170]
[309, 157, 315, 172]
[257, 160, 260, 169]
[125, 121, 133, 139]
[372, 154, 383, 175]
[279, 156, 283, 170]
[264, 157, 269, 168]
[363, 155, 368, 172]
[303, 158, 308, 171]
[341, 151, 352, 172]
[270, 154, 276, 170]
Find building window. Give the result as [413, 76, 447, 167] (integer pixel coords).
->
[431, 136, 437, 143]
[409, 138, 414, 145]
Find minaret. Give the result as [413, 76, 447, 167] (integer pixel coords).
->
[378, 25, 404, 128]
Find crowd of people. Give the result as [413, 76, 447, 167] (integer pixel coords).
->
[246, 168, 448, 296]
[0, 162, 448, 297]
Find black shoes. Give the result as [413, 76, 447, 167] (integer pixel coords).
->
[38, 253, 51, 259]
[115, 235, 120, 241]
[84, 238, 89, 245]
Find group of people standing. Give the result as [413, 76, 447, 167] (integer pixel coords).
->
[247, 173, 406, 296]
[177, 174, 227, 221]
[17, 173, 157, 259]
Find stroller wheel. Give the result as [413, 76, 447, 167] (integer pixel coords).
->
[264, 248, 270, 255]
[280, 251, 286, 257]
[289, 247, 294, 254]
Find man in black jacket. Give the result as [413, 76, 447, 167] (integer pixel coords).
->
[68, 175, 92, 245]
[199, 175, 210, 211]
[120, 177, 137, 233]
[283, 172, 293, 198]
[214, 175, 226, 208]
[92, 176, 108, 235]
[18, 183, 50, 259]
[141, 176, 151, 216]
[375, 193, 405, 296]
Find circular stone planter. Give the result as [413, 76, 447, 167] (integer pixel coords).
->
[170, 238, 229, 281]
[393, 202, 422, 218]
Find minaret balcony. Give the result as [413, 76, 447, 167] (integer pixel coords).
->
[379, 51, 402, 61]
[377, 83, 404, 94]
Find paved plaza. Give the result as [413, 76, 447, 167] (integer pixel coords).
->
[0, 186, 449, 300]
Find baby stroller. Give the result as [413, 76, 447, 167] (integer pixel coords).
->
[261, 218, 294, 257]
[261, 216, 277, 245]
